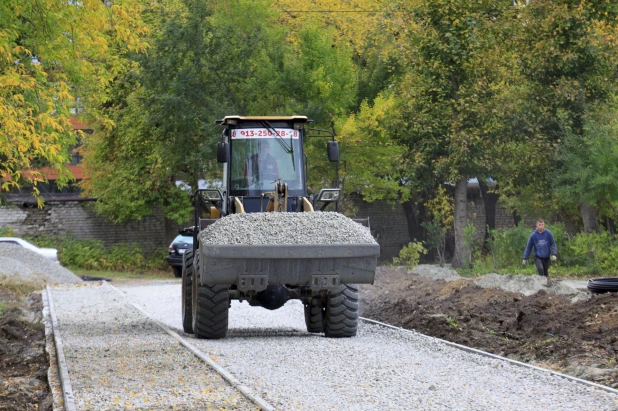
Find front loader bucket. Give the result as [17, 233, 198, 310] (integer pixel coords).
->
[199, 242, 379, 293]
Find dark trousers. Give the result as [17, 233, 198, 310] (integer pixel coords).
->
[534, 256, 550, 277]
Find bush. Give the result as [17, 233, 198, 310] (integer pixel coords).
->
[463, 221, 482, 269]
[421, 220, 447, 266]
[487, 222, 567, 270]
[393, 241, 426, 269]
[0, 227, 15, 237]
[481, 222, 618, 276]
[568, 231, 618, 275]
[27, 235, 167, 271]
[487, 222, 532, 269]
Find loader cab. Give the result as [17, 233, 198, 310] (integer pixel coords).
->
[216, 116, 310, 213]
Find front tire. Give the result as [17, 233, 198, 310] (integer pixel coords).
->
[192, 254, 229, 339]
[323, 284, 359, 338]
[304, 296, 324, 333]
[181, 250, 194, 334]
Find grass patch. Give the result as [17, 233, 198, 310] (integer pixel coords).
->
[69, 268, 174, 281]
[0, 278, 43, 296]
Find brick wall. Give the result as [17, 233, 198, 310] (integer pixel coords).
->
[346, 193, 410, 260]
[0, 201, 170, 254]
[1, 189, 555, 259]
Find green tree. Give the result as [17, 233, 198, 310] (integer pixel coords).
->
[0, 0, 147, 204]
[512, 0, 618, 231]
[384, 0, 517, 268]
[552, 103, 618, 231]
[82, 0, 360, 222]
[337, 93, 411, 204]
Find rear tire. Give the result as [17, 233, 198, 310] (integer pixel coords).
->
[181, 250, 194, 334]
[173, 266, 182, 278]
[323, 284, 359, 338]
[192, 254, 229, 339]
[304, 297, 324, 333]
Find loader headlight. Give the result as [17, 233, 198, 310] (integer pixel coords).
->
[199, 189, 223, 202]
[316, 188, 341, 203]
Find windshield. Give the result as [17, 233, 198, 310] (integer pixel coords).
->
[174, 235, 193, 245]
[229, 128, 304, 196]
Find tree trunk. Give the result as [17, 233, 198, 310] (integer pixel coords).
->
[580, 203, 600, 233]
[452, 177, 468, 269]
[401, 199, 426, 243]
[606, 217, 616, 235]
[512, 210, 522, 227]
[478, 180, 499, 249]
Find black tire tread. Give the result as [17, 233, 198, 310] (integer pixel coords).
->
[181, 250, 194, 334]
[324, 284, 359, 338]
[304, 297, 324, 333]
[193, 276, 229, 339]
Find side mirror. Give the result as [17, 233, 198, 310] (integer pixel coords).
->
[315, 188, 341, 203]
[327, 141, 339, 162]
[314, 188, 341, 211]
[217, 142, 230, 163]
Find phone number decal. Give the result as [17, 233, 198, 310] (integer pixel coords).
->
[230, 128, 299, 139]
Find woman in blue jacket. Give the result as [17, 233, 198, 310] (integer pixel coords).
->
[523, 219, 558, 277]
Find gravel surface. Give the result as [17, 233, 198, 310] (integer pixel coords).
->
[0, 244, 81, 285]
[48, 283, 257, 410]
[122, 282, 618, 411]
[198, 212, 376, 245]
[408, 264, 462, 282]
[475, 273, 578, 296]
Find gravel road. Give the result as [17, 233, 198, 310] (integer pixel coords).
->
[49, 283, 257, 410]
[121, 282, 618, 411]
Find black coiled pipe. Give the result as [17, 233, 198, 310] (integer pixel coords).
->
[587, 277, 618, 294]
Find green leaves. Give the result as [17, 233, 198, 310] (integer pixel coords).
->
[0, 0, 148, 202]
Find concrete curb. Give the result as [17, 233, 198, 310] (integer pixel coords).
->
[45, 286, 77, 411]
[360, 317, 618, 397]
[108, 283, 275, 411]
[42, 291, 64, 411]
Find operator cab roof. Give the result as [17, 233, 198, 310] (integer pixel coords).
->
[216, 116, 309, 126]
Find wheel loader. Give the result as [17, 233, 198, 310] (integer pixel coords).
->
[181, 116, 379, 339]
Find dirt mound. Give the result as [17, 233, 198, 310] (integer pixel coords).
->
[361, 267, 618, 388]
[0, 287, 52, 410]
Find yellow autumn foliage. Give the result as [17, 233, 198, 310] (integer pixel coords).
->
[274, 0, 383, 49]
[0, 0, 149, 201]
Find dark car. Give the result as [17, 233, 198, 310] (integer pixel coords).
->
[167, 234, 194, 277]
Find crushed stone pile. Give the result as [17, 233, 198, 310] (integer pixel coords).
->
[474, 273, 578, 297]
[0, 244, 82, 286]
[408, 265, 462, 282]
[198, 212, 377, 245]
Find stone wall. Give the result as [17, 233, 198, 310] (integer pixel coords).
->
[0, 201, 170, 254]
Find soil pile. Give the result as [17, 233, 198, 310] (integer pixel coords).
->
[0, 244, 80, 410]
[361, 266, 618, 388]
[0, 286, 52, 410]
